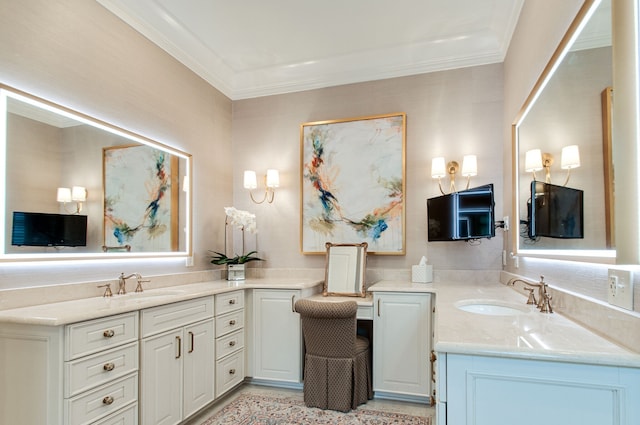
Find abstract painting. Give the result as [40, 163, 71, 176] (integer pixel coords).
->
[103, 144, 178, 252]
[300, 113, 406, 254]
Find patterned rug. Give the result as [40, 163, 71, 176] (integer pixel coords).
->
[201, 393, 431, 424]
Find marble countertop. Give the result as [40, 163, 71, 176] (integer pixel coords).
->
[0, 278, 322, 326]
[369, 280, 640, 368]
[2, 276, 638, 368]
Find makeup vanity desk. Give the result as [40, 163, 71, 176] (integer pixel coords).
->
[305, 288, 433, 404]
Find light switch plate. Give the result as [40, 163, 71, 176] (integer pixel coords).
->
[607, 268, 634, 310]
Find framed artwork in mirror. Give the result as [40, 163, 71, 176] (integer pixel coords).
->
[300, 113, 406, 255]
[103, 144, 179, 252]
[323, 242, 367, 297]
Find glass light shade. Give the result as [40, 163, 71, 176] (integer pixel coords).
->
[71, 186, 86, 202]
[243, 170, 257, 189]
[525, 149, 543, 172]
[561, 145, 581, 169]
[266, 169, 280, 188]
[431, 157, 446, 178]
[57, 187, 71, 203]
[461, 155, 478, 177]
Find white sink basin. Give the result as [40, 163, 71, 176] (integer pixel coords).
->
[455, 299, 530, 316]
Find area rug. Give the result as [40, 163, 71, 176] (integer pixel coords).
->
[201, 393, 431, 424]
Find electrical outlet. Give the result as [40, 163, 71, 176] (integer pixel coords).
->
[502, 216, 510, 231]
[608, 268, 634, 310]
[185, 256, 194, 267]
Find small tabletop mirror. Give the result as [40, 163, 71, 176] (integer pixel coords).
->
[323, 242, 367, 297]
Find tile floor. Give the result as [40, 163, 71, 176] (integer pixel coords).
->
[184, 383, 435, 424]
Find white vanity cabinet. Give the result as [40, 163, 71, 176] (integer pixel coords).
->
[250, 288, 316, 385]
[0, 311, 139, 425]
[438, 353, 640, 425]
[139, 297, 214, 425]
[373, 292, 432, 402]
[214, 290, 245, 397]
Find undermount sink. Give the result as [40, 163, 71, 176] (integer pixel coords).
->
[455, 299, 530, 316]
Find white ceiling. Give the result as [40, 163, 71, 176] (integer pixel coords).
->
[97, 0, 524, 100]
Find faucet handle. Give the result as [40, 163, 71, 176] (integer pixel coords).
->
[135, 277, 150, 293]
[98, 283, 113, 297]
[524, 287, 537, 305]
[540, 294, 554, 313]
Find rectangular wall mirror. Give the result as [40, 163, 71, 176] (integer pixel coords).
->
[323, 242, 367, 297]
[512, 0, 616, 261]
[0, 85, 192, 261]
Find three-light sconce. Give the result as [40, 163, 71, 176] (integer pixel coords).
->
[244, 169, 279, 204]
[431, 155, 477, 194]
[525, 145, 580, 186]
[57, 186, 87, 214]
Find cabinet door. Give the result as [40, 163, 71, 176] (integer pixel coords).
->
[373, 292, 431, 398]
[140, 330, 183, 425]
[253, 289, 301, 382]
[445, 354, 640, 425]
[183, 320, 214, 419]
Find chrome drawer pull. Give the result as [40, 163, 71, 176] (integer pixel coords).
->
[103, 329, 115, 338]
[176, 336, 182, 359]
[229, 340, 236, 347]
[102, 396, 114, 405]
[103, 363, 115, 372]
[229, 368, 236, 375]
[228, 299, 236, 305]
[229, 319, 236, 326]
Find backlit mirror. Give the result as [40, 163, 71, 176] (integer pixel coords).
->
[512, 0, 615, 260]
[323, 242, 367, 297]
[0, 85, 192, 261]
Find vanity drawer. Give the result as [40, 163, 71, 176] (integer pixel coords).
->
[216, 349, 244, 397]
[65, 373, 138, 425]
[215, 309, 244, 337]
[65, 312, 138, 360]
[65, 341, 139, 398]
[357, 304, 374, 320]
[93, 403, 137, 425]
[141, 297, 214, 337]
[216, 329, 244, 360]
[215, 290, 244, 315]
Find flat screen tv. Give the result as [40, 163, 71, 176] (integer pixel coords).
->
[528, 181, 584, 239]
[11, 211, 87, 247]
[427, 184, 495, 241]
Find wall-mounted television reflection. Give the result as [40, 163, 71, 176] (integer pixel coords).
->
[528, 181, 584, 239]
[427, 184, 495, 241]
[11, 211, 87, 247]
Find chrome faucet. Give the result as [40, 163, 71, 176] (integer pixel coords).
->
[117, 273, 139, 295]
[508, 275, 553, 313]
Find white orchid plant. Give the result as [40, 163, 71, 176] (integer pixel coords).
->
[210, 207, 263, 265]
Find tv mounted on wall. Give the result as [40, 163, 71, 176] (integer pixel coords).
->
[528, 181, 584, 239]
[427, 184, 496, 241]
[11, 211, 88, 247]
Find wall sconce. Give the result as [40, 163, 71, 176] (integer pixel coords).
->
[244, 169, 279, 204]
[431, 155, 477, 194]
[525, 145, 580, 185]
[57, 186, 87, 214]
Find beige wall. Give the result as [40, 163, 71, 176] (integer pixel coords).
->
[231, 66, 505, 272]
[0, 0, 232, 288]
[1, 0, 636, 316]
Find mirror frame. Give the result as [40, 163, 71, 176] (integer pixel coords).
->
[323, 242, 367, 297]
[511, 0, 616, 263]
[0, 84, 193, 262]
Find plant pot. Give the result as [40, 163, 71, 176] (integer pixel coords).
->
[227, 264, 245, 281]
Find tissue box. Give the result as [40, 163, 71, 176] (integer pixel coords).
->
[412, 264, 433, 283]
